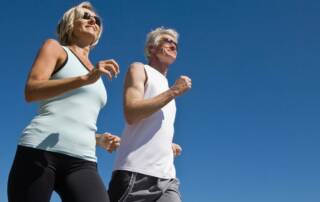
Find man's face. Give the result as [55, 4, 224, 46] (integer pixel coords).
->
[154, 34, 178, 64]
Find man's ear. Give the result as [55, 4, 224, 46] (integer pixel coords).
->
[149, 45, 156, 54]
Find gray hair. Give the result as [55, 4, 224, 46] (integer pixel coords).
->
[144, 27, 179, 60]
[56, 1, 103, 47]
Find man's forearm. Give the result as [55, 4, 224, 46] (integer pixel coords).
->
[125, 88, 177, 124]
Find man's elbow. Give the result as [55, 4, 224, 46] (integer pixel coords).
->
[124, 113, 137, 125]
[124, 108, 140, 125]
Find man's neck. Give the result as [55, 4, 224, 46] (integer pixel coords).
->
[148, 60, 169, 76]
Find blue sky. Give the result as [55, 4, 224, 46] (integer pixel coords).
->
[1, 0, 320, 201]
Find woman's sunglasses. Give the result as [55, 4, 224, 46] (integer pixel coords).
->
[82, 12, 101, 27]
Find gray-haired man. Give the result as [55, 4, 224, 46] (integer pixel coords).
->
[108, 27, 192, 202]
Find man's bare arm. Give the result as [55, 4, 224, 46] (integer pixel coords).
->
[124, 62, 191, 124]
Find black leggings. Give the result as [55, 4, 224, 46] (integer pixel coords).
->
[8, 146, 109, 202]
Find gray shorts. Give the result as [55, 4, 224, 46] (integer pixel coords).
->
[108, 170, 182, 202]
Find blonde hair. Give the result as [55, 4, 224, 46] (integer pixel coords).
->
[144, 27, 179, 60]
[56, 1, 103, 47]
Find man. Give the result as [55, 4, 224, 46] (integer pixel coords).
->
[108, 27, 192, 202]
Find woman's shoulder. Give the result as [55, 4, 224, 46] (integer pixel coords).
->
[42, 38, 61, 48]
[35, 39, 67, 65]
[39, 39, 65, 56]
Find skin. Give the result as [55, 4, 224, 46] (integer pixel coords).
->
[96, 133, 121, 153]
[24, 8, 120, 152]
[172, 143, 182, 157]
[123, 33, 192, 156]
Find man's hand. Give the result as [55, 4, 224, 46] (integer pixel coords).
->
[96, 133, 121, 153]
[172, 143, 182, 157]
[170, 76, 192, 97]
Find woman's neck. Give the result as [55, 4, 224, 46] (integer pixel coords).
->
[69, 44, 91, 58]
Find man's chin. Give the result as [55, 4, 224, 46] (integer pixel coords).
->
[165, 59, 175, 66]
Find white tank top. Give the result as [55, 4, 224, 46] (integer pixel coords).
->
[19, 46, 107, 162]
[114, 64, 176, 179]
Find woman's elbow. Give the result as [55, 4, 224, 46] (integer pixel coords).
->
[25, 93, 34, 102]
[24, 87, 36, 102]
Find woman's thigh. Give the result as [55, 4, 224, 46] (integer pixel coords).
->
[56, 162, 109, 202]
[7, 146, 56, 202]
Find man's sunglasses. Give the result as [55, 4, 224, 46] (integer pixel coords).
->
[160, 38, 178, 50]
[82, 12, 101, 27]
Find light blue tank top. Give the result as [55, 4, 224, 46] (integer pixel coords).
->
[19, 46, 107, 162]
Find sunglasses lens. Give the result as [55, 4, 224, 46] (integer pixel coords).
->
[82, 12, 101, 27]
[161, 38, 178, 50]
[94, 16, 101, 27]
[83, 12, 90, 20]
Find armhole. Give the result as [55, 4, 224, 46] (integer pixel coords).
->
[51, 47, 68, 76]
[144, 67, 148, 87]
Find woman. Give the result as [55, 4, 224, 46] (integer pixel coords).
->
[8, 2, 120, 202]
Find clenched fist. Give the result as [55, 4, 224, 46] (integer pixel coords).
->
[172, 143, 182, 157]
[170, 75, 192, 97]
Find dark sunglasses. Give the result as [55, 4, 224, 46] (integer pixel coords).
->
[82, 12, 101, 27]
[160, 38, 178, 50]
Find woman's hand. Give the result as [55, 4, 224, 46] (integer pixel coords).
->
[84, 59, 120, 84]
[96, 133, 121, 153]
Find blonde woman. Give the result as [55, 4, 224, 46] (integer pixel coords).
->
[7, 2, 119, 202]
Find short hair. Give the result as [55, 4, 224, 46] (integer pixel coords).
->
[56, 1, 103, 48]
[144, 27, 179, 60]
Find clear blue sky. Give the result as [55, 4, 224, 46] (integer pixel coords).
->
[1, 0, 320, 201]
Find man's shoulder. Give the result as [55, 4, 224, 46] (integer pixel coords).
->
[130, 62, 145, 69]
[128, 62, 146, 74]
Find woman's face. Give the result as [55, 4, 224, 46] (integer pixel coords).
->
[72, 8, 101, 44]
